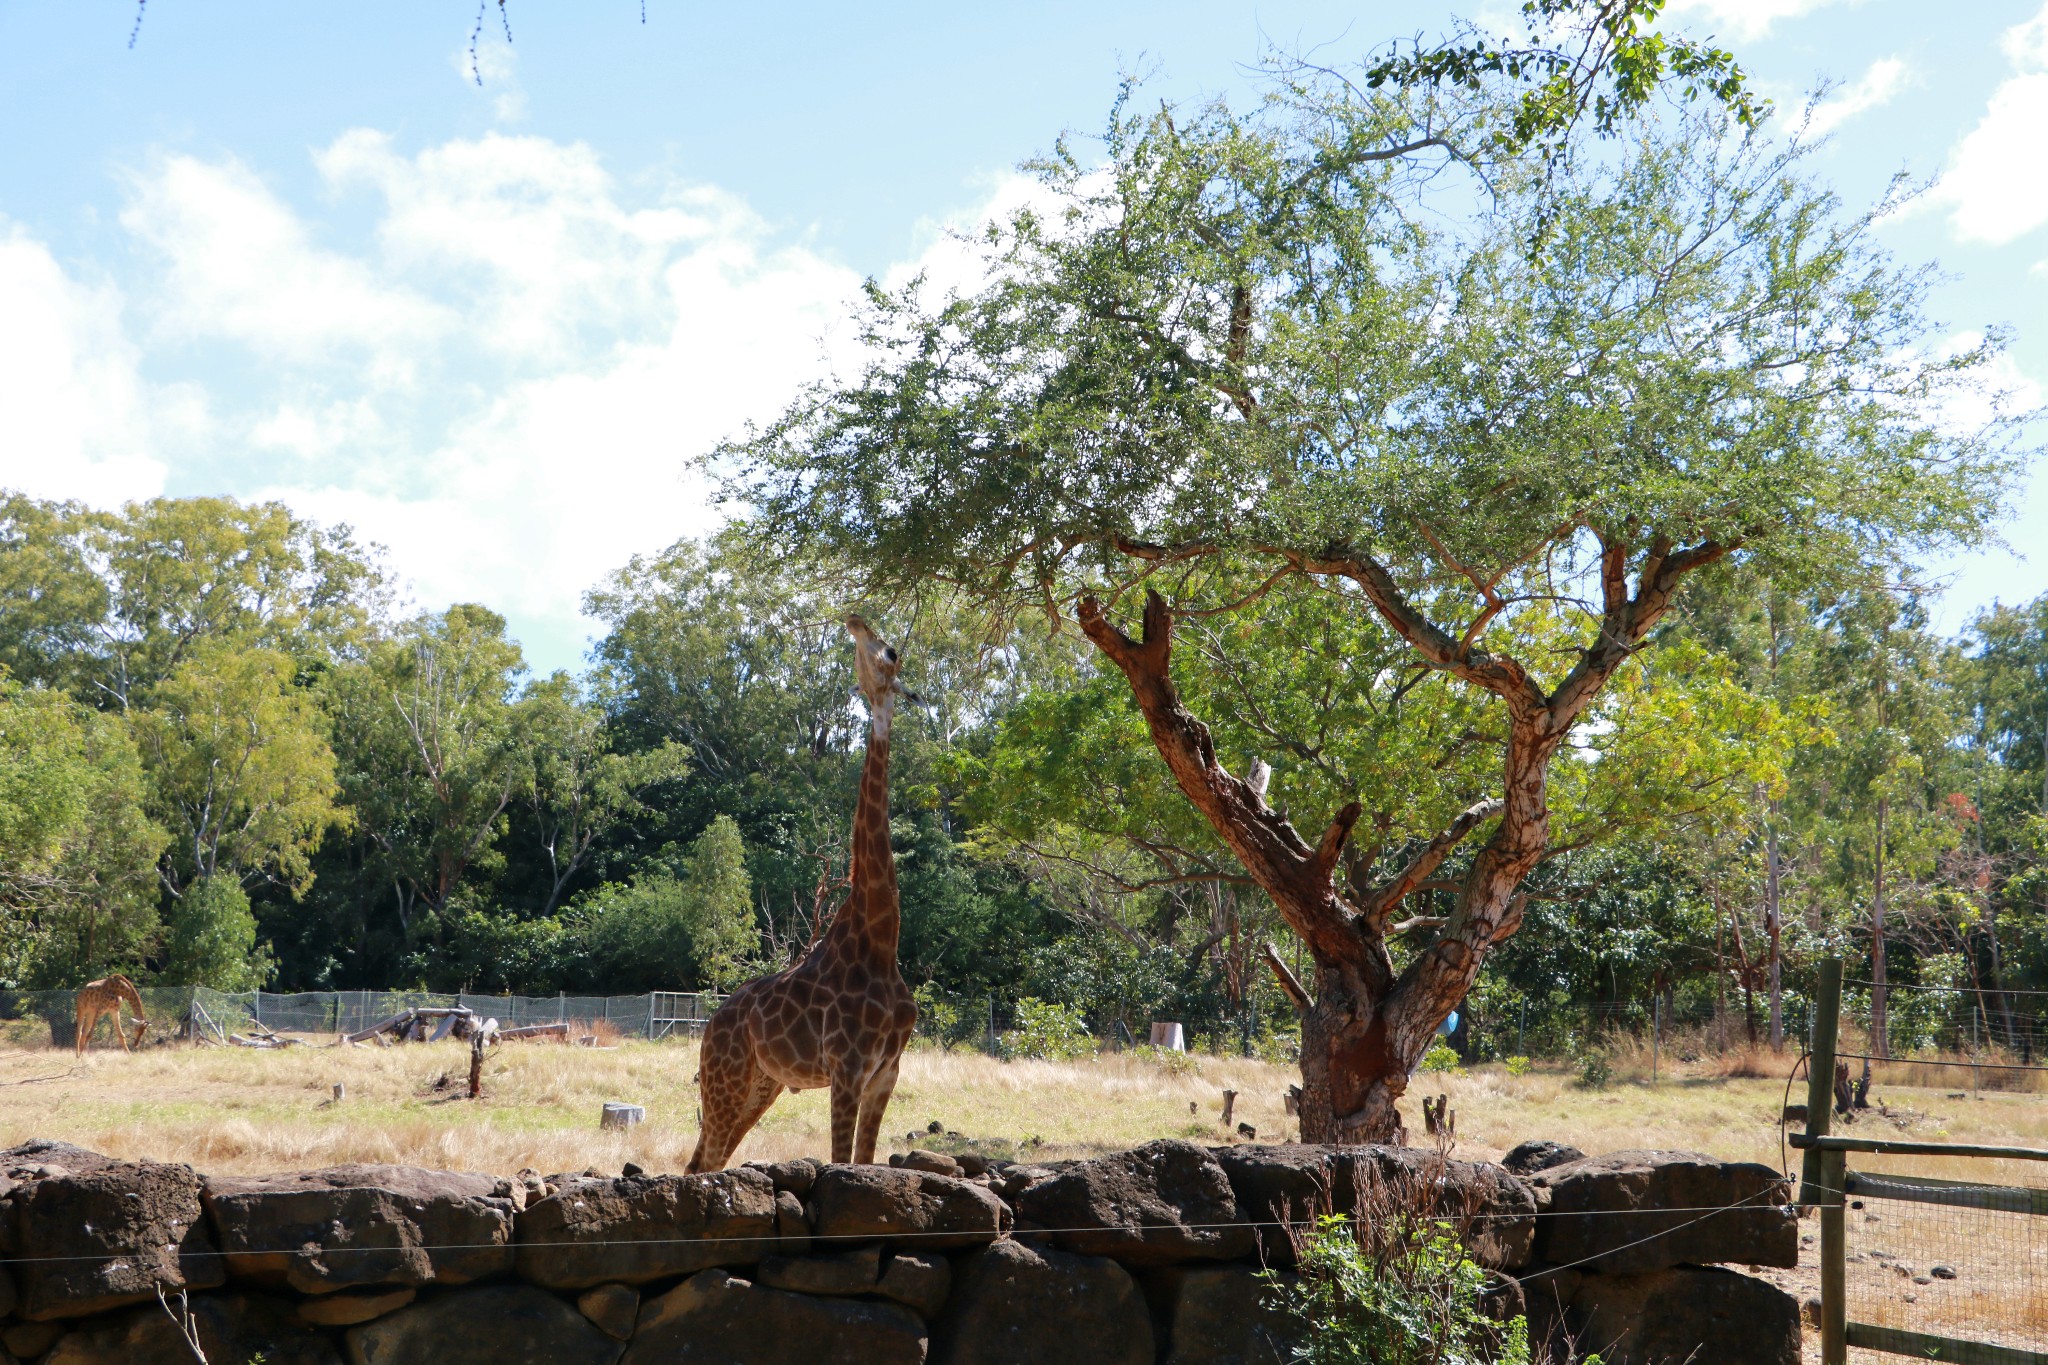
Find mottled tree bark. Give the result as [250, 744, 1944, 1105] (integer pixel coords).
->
[1079, 528, 1728, 1141]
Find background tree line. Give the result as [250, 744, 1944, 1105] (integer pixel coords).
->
[5, 487, 2045, 1061]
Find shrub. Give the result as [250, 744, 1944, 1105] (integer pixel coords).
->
[1572, 1043, 1612, 1090]
[1505, 1055, 1533, 1077]
[1267, 1212, 1588, 1365]
[914, 981, 964, 1049]
[1420, 1041, 1462, 1074]
[1129, 1043, 1199, 1076]
[998, 997, 1095, 1061]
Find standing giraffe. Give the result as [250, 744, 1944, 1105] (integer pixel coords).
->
[74, 974, 149, 1056]
[687, 615, 918, 1171]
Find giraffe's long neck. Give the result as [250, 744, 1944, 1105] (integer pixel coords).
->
[842, 694, 900, 961]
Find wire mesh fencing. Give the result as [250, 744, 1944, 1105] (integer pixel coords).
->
[0, 986, 726, 1048]
[1840, 1185, 2048, 1358]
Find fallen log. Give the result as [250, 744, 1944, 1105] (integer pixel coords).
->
[499, 1021, 569, 1041]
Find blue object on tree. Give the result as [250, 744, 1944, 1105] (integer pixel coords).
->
[1439, 1011, 1459, 1037]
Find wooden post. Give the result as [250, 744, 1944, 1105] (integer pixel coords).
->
[1800, 959, 1843, 1205]
[1820, 1146, 1847, 1365]
[1220, 1090, 1238, 1128]
[1652, 994, 1660, 1084]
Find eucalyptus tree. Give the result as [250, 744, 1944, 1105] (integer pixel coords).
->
[726, 71, 2016, 1136]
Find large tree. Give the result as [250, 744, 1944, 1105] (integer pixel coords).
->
[725, 68, 2016, 1135]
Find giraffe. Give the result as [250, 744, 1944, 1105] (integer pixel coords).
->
[687, 615, 919, 1172]
[74, 974, 149, 1057]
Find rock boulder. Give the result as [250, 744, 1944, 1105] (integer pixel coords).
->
[877, 1252, 951, 1318]
[516, 1169, 781, 1290]
[1567, 1266, 1801, 1365]
[0, 1142, 223, 1320]
[202, 1165, 516, 1293]
[624, 1268, 927, 1365]
[933, 1239, 1151, 1365]
[1148, 1264, 1303, 1365]
[1529, 1151, 1795, 1273]
[44, 1293, 341, 1365]
[1500, 1140, 1585, 1176]
[811, 1166, 1008, 1251]
[1014, 1141, 1255, 1267]
[345, 1283, 623, 1365]
[1211, 1145, 1535, 1270]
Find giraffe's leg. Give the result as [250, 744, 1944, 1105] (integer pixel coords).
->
[116, 1008, 133, 1054]
[828, 1071, 863, 1166]
[688, 1014, 782, 1174]
[852, 1053, 903, 1166]
[75, 1003, 90, 1057]
[704, 1071, 784, 1172]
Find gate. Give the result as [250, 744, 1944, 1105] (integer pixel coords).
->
[648, 990, 721, 1040]
[1795, 958, 2048, 1364]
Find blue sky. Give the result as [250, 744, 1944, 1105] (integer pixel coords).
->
[1, 0, 2044, 673]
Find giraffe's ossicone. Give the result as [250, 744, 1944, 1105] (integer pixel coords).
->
[686, 615, 919, 1172]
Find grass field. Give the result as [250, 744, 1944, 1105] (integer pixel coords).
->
[6, 1032, 2047, 1359]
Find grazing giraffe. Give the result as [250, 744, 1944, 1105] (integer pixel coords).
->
[687, 615, 918, 1172]
[74, 974, 149, 1057]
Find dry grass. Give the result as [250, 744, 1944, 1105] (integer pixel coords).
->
[9, 1034, 2048, 1355]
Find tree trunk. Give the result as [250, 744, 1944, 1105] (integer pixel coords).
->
[1078, 591, 1546, 1142]
[1871, 796, 1889, 1060]
[1765, 819, 1784, 1049]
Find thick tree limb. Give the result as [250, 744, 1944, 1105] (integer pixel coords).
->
[1262, 941, 1313, 1015]
[1075, 590, 1364, 966]
[1363, 795, 1505, 928]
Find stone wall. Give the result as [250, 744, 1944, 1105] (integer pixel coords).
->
[0, 1137, 1802, 1365]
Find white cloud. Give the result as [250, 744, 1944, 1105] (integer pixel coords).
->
[1939, 6, 2048, 245]
[0, 221, 180, 506]
[1807, 56, 1912, 134]
[1663, 0, 1850, 41]
[24, 130, 1036, 667]
[454, 40, 527, 124]
[121, 154, 450, 366]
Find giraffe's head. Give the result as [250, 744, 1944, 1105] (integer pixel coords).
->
[845, 614, 913, 715]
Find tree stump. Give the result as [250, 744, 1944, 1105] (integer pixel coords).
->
[601, 1102, 645, 1130]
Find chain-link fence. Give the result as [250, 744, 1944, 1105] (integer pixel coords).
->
[0, 986, 725, 1048]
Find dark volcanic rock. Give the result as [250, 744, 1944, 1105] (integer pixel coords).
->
[1568, 1266, 1801, 1365]
[1529, 1151, 1795, 1273]
[43, 1293, 341, 1365]
[1212, 1144, 1535, 1270]
[1148, 1264, 1304, 1365]
[575, 1284, 639, 1341]
[934, 1238, 1151, 1365]
[624, 1268, 926, 1365]
[345, 1283, 623, 1365]
[811, 1166, 1008, 1251]
[744, 1158, 820, 1199]
[202, 1164, 516, 1293]
[755, 1244, 883, 1296]
[516, 1168, 781, 1290]
[0, 1141, 223, 1320]
[877, 1252, 952, 1318]
[1014, 1140, 1255, 1267]
[1500, 1140, 1585, 1176]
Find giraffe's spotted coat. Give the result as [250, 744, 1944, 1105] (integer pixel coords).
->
[686, 616, 918, 1172]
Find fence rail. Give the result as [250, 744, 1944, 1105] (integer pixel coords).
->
[1800, 958, 2048, 1364]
